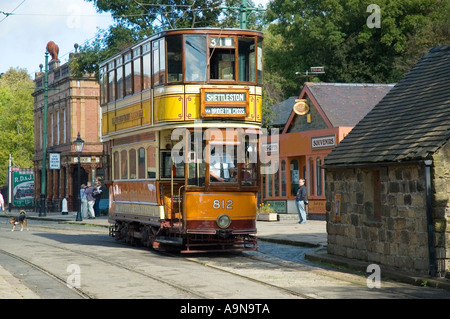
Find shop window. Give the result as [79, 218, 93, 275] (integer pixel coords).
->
[138, 147, 145, 179]
[268, 171, 273, 197]
[121, 150, 128, 179]
[290, 159, 299, 196]
[274, 160, 280, 196]
[316, 158, 322, 196]
[167, 36, 183, 82]
[129, 149, 137, 179]
[281, 160, 286, 196]
[308, 158, 315, 196]
[185, 35, 207, 82]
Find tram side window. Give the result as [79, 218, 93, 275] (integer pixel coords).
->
[99, 67, 107, 105]
[129, 149, 137, 179]
[153, 38, 165, 86]
[147, 145, 156, 178]
[187, 132, 206, 187]
[113, 151, 119, 180]
[121, 150, 128, 179]
[138, 147, 146, 179]
[142, 49, 151, 90]
[238, 38, 255, 82]
[241, 136, 258, 187]
[185, 35, 207, 82]
[133, 48, 142, 93]
[167, 36, 183, 83]
[257, 38, 263, 84]
[124, 52, 133, 96]
[108, 69, 115, 102]
[117, 64, 124, 99]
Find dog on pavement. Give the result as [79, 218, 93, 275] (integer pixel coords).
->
[10, 210, 29, 232]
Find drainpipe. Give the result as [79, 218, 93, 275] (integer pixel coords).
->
[424, 159, 437, 277]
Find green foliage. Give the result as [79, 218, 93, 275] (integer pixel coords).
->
[0, 68, 34, 185]
[264, 0, 449, 97]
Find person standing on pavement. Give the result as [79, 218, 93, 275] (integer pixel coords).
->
[295, 178, 308, 224]
[84, 181, 96, 219]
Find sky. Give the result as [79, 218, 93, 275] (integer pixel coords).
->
[0, 0, 268, 78]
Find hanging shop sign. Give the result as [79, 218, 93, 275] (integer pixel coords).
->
[293, 99, 309, 115]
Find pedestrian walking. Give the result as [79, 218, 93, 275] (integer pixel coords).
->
[84, 181, 96, 219]
[80, 184, 88, 218]
[295, 178, 308, 224]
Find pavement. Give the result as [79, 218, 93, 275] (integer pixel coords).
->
[1, 210, 450, 298]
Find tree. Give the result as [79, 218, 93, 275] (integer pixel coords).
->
[0, 68, 34, 185]
[264, 0, 449, 97]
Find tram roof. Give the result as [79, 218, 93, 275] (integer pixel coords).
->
[100, 28, 264, 67]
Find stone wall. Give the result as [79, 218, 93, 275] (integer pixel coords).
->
[431, 140, 450, 276]
[325, 164, 432, 275]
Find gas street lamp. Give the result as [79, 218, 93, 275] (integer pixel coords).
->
[73, 133, 84, 221]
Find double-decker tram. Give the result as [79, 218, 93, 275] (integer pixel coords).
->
[99, 28, 263, 252]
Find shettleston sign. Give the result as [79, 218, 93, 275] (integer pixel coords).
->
[201, 88, 249, 117]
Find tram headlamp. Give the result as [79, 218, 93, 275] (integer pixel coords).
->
[216, 214, 231, 229]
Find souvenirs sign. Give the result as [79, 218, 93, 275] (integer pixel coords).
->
[201, 88, 249, 117]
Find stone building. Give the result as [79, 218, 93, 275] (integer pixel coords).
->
[323, 46, 450, 277]
[32, 45, 104, 211]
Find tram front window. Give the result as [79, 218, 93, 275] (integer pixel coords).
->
[209, 146, 238, 183]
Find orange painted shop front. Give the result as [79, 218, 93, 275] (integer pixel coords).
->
[262, 127, 352, 218]
[262, 82, 394, 219]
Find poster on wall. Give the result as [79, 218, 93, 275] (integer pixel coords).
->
[12, 169, 34, 206]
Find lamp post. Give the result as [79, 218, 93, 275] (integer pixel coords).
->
[73, 133, 84, 221]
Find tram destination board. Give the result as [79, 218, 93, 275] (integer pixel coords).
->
[201, 88, 249, 117]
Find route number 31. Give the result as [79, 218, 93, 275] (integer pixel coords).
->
[213, 199, 233, 209]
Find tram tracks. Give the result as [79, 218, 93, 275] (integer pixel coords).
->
[1, 224, 447, 299]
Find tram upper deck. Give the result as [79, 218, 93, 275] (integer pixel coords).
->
[99, 28, 264, 139]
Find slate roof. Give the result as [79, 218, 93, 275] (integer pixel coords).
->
[306, 83, 394, 127]
[271, 96, 297, 127]
[324, 45, 450, 166]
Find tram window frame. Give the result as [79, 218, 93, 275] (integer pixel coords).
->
[167, 35, 183, 83]
[133, 47, 142, 94]
[116, 57, 124, 100]
[152, 38, 166, 87]
[207, 142, 239, 186]
[142, 43, 151, 90]
[99, 66, 107, 105]
[129, 148, 137, 179]
[107, 63, 115, 103]
[238, 37, 256, 83]
[160, 151, 185, 179]
[257, 37, 263, 84]
[185, 35, 207, 82]
[209, 36, 236, 82]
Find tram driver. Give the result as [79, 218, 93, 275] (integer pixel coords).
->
[209, 148, 237, 183]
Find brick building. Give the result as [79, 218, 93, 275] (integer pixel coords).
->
[32, 48, 104, 211]
[324, 46, 450, 277]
